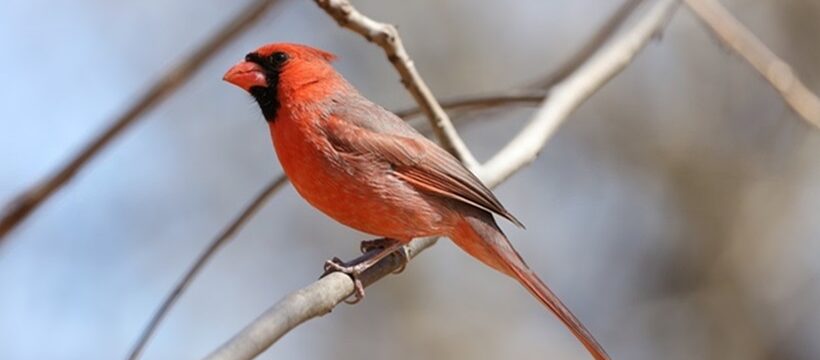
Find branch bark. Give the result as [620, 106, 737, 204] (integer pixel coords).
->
[684, 0, 820, 128]
[314, 0, 480, 170]
[203, 1, 679, 359]
[0, 0, 282, 243]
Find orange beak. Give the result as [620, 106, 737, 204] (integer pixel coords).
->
[223, 61, 267, 91]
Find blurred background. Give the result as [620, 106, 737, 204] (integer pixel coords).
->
[2, 0, 819, 359]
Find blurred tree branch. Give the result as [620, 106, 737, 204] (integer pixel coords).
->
[314, 0, 480, 170]
[0, 0, 283, 243]
[480, 0, 678, 183]
[126, 176, 289, 360]
[529, 0, 646, 89]
[396, 90, 547, 119]
[394, 0, 647, 120]
[684, 0, 820, 128]
[203, 1, 679, 359]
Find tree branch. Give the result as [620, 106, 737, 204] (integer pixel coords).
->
[529, 0, 646, 89]
[683, 0, 820, 128]
[481, 0, 679, 183]
[203, 1, 680, 359]
[314, 0, 480, 170]
[0, 0, 282, 243]
[396, 90, 548, 119]
[396, 0, 649, 120]
[125, 175, 289, 360]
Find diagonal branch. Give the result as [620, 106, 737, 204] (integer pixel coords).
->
[480, 0, 679, 183]
[0, 0, 282, 243]
[683, 0, 820, 128]
[529, 0, 646, 89]
[125, 175, 289, 360]
[314, 0, 480, 171]
[203, 1, 680, 359]
[394, 0, 648, 120]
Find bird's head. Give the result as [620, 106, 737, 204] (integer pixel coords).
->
[223, 43, 338, 121]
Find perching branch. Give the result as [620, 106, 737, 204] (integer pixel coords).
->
[125, 175, 289, 360]
[314, 0, 480, 170]
[203, 235, 439, 360]
[203, 1, 679, 359]
[0, 0, 282, 243]
[683, 0, 820, 128]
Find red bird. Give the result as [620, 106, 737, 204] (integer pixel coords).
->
[224, 43, 609, 360]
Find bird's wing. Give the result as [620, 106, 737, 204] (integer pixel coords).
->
[324, 113, 524, 228]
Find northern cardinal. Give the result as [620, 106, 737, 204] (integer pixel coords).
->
[224, 43, 609, 360]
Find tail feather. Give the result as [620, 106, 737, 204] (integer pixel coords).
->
[451, 213, 610, 360]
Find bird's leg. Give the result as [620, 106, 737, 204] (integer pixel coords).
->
[322, 239, 407, 304]
[360, 238, 409, 274]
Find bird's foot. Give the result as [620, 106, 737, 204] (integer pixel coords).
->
[320, 238, 409, 304]
[360, 238, 409, 274]
[322, 257, 368, 304]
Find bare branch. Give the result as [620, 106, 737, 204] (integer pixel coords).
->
[481, 0, 679, 183]
[203, 1, 680, 359]
[126, 175, 288, 360]
[529, 0, 646, 89]
[314, 0, 480, 170]
[683, 0, 820, 128]
[0, 0, 282, 243]
[396, 0, 648, 119]
[396, 90, 548, 119]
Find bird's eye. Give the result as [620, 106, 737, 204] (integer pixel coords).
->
[269, 52, 288, 66]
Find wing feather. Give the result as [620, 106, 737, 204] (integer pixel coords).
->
[324, 111, 524, 228]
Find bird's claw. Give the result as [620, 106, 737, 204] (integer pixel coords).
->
[359, 238, 409, 274]
[319, 238, 410, 304]
[322, 257, 366, 304]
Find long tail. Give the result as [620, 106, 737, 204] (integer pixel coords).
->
[451, 212, 610, 360]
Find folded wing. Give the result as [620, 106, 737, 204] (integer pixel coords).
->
[324, 114, 524, 228]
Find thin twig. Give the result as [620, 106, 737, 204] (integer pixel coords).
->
[314, 0, 480, 170]
[125, 175, 289, 360]
[203, 1, 680, 359]
[396, 90, 548, 119]
[683, 0, 820, 128]
[396, 0, 647, 118]
[0, 0, 282, 243]
[530, 0, 646, 89]
[481, 0, 679, 183]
